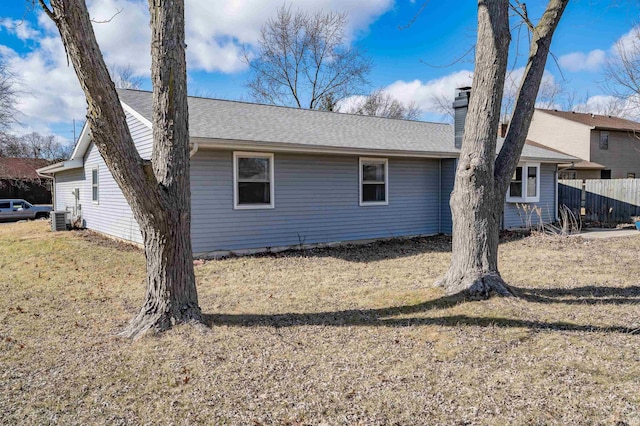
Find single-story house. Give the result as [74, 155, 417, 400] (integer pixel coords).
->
[0, 157, 52, 204]
[38, 88, 574, 257]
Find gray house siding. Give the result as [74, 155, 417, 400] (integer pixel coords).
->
[439, 159, 456, 234]
[54, 168, 85, 213]
[126, 111, 153, 160]
[190, 150, 441, 255]
[503, 163, 557, 229]
[52, 108, 150, 244]
[81, 143, 142, 244]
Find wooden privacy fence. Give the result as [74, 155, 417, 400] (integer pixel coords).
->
[559, 178, 640, 223]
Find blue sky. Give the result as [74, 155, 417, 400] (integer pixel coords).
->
[0, 0, 638, 147]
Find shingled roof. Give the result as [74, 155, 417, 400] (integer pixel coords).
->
[0, 157, 51, 180]
[117, 89, 574, 162]
[537, 109, 640, 132]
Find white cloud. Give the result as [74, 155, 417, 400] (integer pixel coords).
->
[334, 70, 473, 121]
[612, 25, 640, 60]
[572, 94, 640, 120]
[0, 40, 86, 130]
[558, 49, 606, 72]
[558, 24, 640, 74]
[381, 70, 473, 115]
[87, 0, 152, 76]
[0, 18, 41, 41]
[1, 0, 394, 136]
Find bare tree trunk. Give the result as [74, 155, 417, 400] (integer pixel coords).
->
[435, 0, 568, 298]
[121, 0, 202, 338]
[435, 0, 512, 297]
[42, 0, 203, 338]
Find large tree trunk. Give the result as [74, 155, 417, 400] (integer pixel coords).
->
[435, 0, 568, 298]
[435, 0, 512, 297]
[121, 0, 202, 338]
[43, 0, 203, 338]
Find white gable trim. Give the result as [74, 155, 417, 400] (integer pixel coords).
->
[68, 101, 152, 164]
[69, 121, 91, 161]
[121, 101, 152, 129]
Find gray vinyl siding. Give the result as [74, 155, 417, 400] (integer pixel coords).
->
[439, 159, 456, 234]
[503, 163, 557, 229]
[51, 111, 150, 243]
[190, 150, 441, 255]
[81, 143, 142, 244]
[54, 168, 85, 213]
[125, 110, 153, 159]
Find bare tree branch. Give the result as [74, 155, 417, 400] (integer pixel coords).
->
[345, 89, 422, 120]
[109, 63, 144, 89]
[243, 5, 371, 109]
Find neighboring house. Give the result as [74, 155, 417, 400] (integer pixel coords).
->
[0, 157, 52, 204]
[38, 88, 574, 257]
[527, 109, 640, 180]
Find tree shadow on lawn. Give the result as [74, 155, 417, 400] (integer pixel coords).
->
[204, 285, 640, 334]
[512, 285, 640, 305]
[256, 231, 530, 263]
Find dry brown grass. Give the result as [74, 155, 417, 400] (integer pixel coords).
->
[1, 221, 640, 425]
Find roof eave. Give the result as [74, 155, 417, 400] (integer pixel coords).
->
[192, 137, 577, 163]
[36, 160, 83, 175]
[69, 122, 91, 161]
[190, 137, 460, 159]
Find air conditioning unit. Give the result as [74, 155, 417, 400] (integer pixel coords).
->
[51, 211, 68, 232]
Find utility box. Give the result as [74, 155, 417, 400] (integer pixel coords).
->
[51, 211, 68, 232]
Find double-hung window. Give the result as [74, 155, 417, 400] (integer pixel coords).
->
[91, 167, 99, 203]
[359, 158, 388, 206]
[233, 152, 274, 209]
[599, 131, 609, 150]
[507, 163, 540, 203]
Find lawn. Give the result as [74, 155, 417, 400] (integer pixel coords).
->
[1, 221, 639, 425]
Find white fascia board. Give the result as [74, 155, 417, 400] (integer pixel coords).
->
[70, 121, 91, 161]
[121, 101, 152, 129]
[36, 160, 83, 175]
[190, 137, 458, 159]
[68, 101, 152, 162]
[192, 138, 578, 163]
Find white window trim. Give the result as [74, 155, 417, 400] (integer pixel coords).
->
[91, 166, 99, 204]
[359, 157, 389, 206]
[233, 151, 275, 210]
[507, 162, 540, 203]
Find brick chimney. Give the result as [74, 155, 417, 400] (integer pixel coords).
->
[453, 87, 471, 149]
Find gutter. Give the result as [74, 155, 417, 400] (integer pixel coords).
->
[191, 138, 576, 163]
[36, 160, 83, 176]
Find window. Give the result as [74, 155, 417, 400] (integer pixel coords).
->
[92, 167, 99, 203]
[12, 200, 30, 211]
[601, 170, 611, 179]
[233, 152, 274, 209]
[359, 158, 388, 206]
[559, 170, 577, 180]
[599, 131, 609, 150]
[507, 163, 540, 203]
[0, 202, 9, 209]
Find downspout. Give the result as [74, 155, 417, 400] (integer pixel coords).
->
[36, 170, 55, 209]
[438, 160, 442, 233]
[554, 166, 559, 222]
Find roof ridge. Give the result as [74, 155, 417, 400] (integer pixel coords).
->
[116, 88, 451, 127]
